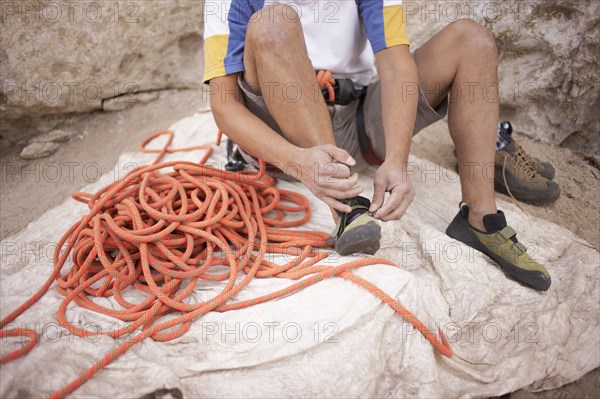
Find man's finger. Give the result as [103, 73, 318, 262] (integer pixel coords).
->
[370, 177, 386, 213]
[321, 196, 352, 213]
[396, 189, 415, 219]
[323, 144, 355, 167]
[315, 174, 358, 191]
[318, 172, 359, 192]
[380, 190, 414, 222]
[380, 203, 406, 222]
[319, 185, 364, 201]
[330, 162, 352, 179]
[374, 188, 404, 220]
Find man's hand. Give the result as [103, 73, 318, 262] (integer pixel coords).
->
[369, 159, 415, 221]
[370, 45, 418, 221]
[294, 144, 363, 213]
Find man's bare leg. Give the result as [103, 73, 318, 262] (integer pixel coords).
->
[239, 4, 362, 216]
[244, 4, 334, 148]
[413, 19, 499, 231]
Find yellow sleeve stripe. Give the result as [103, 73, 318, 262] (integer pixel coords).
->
[383, 5, 410, 48]
[203, 34, 229, 83]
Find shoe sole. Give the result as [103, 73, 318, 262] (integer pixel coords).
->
[446, 213, 551, 291]
[335, 221, 381, 256]
[454, 162, 559, 204]
[494, 181, 561, 204]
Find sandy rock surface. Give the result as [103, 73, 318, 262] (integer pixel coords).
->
[0, 89, 597, 398]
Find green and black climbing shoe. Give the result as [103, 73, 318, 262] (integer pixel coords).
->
[497, 121, 555, 180]
[445, 203, 551, 291]
[328, 196, 381, 256]
[495, 141, 560, 204]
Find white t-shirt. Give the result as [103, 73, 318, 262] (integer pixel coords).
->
[203, 0, 409, 87]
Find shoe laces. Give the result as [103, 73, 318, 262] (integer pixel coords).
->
[511, 143, 537, 179]
[501, 145, 537, 215]
[496, 126, 541, 216]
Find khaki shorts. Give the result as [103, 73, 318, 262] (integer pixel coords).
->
[238, 74, 448, 171]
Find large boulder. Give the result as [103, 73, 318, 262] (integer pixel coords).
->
[0, 0, 204, 143]
[405, 0, 599, 153]
[2, 1, 597, 154]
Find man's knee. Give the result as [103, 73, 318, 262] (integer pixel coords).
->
[448, 19, 497, 59]
[246, 3, 301, 49]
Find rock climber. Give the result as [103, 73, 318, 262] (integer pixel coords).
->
[202, 0, 552, 291]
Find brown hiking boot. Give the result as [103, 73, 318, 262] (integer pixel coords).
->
[495, 141, 560, 204]
[497, 121, 555, 180]
[526, 153, 555, 180]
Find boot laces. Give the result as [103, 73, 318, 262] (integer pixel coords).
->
[512, 143, 537, 179]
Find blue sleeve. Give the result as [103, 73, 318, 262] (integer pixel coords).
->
[223, 0, 265, 74]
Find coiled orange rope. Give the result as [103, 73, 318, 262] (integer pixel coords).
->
[0, 129, 451, 398]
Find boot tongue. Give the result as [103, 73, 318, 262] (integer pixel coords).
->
[483, 211, 507, 233]
[502, 140, 517, 154]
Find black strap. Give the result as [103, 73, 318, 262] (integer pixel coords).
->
[225, 139, 246, 172]
[322, 78, 364, 105]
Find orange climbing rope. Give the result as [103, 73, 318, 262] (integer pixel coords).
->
[316, 70, 336, 102]
[0, 129, 452, 398]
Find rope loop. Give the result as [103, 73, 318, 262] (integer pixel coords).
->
[1, 129, 452, 399]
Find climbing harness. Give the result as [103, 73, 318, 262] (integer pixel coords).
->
[318, 70, 383, 165]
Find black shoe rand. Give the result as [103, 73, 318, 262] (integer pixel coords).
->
[445, 203, 551, 291]
[328, 196, 381, 256]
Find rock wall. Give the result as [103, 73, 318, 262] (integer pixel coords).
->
[0, 0, 204, 143]
[405, 0, 599, 153]
[2, 1, 598, 153]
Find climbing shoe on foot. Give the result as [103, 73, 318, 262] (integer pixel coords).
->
[445, 203, 551, 291]
[497, 121, 555, 180]
[328, 196, 381, 256]
[495, 140, 560, 204]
